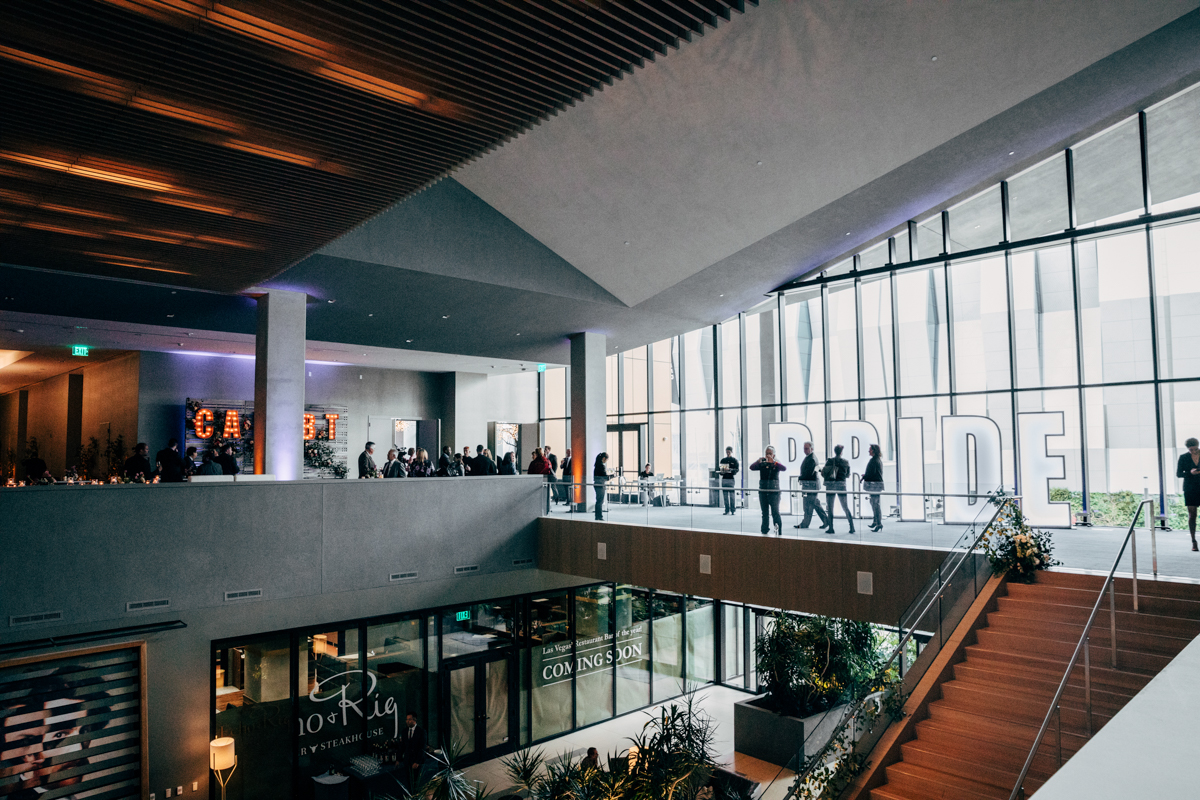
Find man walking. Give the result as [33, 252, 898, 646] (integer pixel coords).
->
[719, 446, 739, 515]
[822, 444, 854, 534]
[794, 441, 830, 529]
[749, 446, 786, 535]
[359, 441, 378, 478]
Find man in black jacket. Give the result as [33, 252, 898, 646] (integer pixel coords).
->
[400, 712, 428, 788]
[544, 445, 559, 503]
[122, 442, 153, 481]
[749, 446, 786, 535]
[469, 444, 495, 477]
[155, 438, 187, 482]
[557, 448, 573, 503]
[822, 444, 854, 534]
[719, 446, 739, 514]
[216, 442, 241, 476]
[794, 441, 830, 529]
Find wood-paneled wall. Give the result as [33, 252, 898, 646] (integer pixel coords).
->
[538, 518, 952, 625]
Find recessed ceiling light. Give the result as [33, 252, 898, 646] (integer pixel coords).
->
[406, 339, 413, 343]
[328, 299, 335, 303]
[1009, 151, 1015, 156]
[845, 232, 850, 236]
[516, 333, 521, 336]
[368, 313, 373, 316]
[187, 333, 193, 336]
[756, 161, 762, 166]
[624, 241, 630, 246]
[167, 314, 174, 318]
[171, 291, 176, 294]
[16, 329, 23, 333]
[720, 294, 724, 297]
[931, 56, 938, 61]
[362, 353, 367, 356]
[442, 315, 449, 319]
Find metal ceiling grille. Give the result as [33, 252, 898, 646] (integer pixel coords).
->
[0, 0, 753, 293]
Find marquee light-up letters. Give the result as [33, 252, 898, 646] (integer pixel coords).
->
[942, 416, 1003, 524]
[1018, 411, 1071, 529]
[304, 413, 316, 440]
[194, 408, 214, 439]
[222, 409, 240, 439]
[324, 413, 339, 439]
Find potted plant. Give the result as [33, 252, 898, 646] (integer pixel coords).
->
[734, 613, 880, 767]
[977, 501, 1060, 582]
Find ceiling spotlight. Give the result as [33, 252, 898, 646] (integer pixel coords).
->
[516, 333, 521, 336]
[720, 294, 724, 297]
[16, 329, 23, 333]
[328, 299, 335, 303]
[368, 313, 373, 317]
[1009, 151, 1015, 156]
[405, 339, 413, 343]
[931, 56, 938, 61]
[177, 343, 184, 346]
[171, 291, 176, 294]
[442, 314, 449, 319]
[167, 314, 175, 318]
[362, 353, 367, 356]
[624, 241, 630, 246]
[187, 333, 193, 336]
[845, 232, 850, 236]
[756, 161, 763, 166]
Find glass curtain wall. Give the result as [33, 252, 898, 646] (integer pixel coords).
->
[542, 83, 1200, 527]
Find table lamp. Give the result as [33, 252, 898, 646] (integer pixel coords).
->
[210, 737, 237, 800]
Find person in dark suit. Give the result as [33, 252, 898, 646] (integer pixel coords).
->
[122, 442, 153, 481]
[822, 444, 853, 534]
[719, 446, 739, 514]
[216, 442, 241, 476]
[469, 445, 493, 477]
[400, 712, 427, 788]
[794, 441, 830, 529]
[863, 443, 885, 532]
[557, 448, 573, 503]
[438, 446, 452, 475]
[155, 438, 187, 482]
[383, 448, 406, 478]
[1177, 437, 1200, 551]
[358, 442, 378, 478]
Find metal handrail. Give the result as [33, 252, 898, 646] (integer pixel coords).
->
[784, 496, 1017, 797]
[1008, 499, 1153, 800]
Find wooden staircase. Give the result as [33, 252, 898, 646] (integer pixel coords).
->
[869, 570, 1200, 800]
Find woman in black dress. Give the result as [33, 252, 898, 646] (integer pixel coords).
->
[1177, 437, 1200, 551]
[863, 444, 885, 532]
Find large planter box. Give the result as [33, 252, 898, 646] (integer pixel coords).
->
[733, 695, 847, 768]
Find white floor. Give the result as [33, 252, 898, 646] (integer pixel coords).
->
[462, 685, 796, 799]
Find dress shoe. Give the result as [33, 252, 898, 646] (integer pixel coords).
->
[795, 523, 807, 529]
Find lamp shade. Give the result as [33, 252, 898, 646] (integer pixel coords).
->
[210, 737, 236, 770]
[312, 634, 327, 656]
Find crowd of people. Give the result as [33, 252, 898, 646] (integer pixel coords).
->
[355, 441, 577, 486]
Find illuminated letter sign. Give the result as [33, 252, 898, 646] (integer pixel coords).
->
[832, 420, 881, 483]
[194, 408, 214, 439]
[1018, 411, 1071, 528]
[304, 414, 316, 441]
[324, 413, 339, 439]
[768, 421, 813, 514]
[897, 417, 926, 521]
[942, 416, 1003, 523]
[222, 409, 241, 439]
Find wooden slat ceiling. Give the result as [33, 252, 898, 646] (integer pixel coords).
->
[0, 0, 752, 294]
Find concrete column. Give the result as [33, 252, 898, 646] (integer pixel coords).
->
[569, 332, 606, 508]
[253, 289, 306, 479]
[441, 372, 488, 456]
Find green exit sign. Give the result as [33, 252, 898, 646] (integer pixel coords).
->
[455, 610, 471, 622]
[71, 345, 89, 357]
[537, 364, 546, 373]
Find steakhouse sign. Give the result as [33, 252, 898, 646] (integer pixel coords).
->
[536, 623, 647, 687]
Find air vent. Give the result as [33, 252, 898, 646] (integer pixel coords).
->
[390, 571, 418, 582]
[126, 599, 170, 612]
[10, 610, 63, 626]
[597, 543, 607, 561]
[224, 589, 263, 602]
[857, 571, 874, 596]
[453, 565, 479, 575]
[511, 558, 534, 567]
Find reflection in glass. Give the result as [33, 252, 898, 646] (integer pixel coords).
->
[950, 256, 1011, 393]
[449, 665, 476, 756]
[1073, 118, 1144, 227]
[1008, 154, 1069, 241]
[745, 302, 780, 406]
[530, 593, 571, 741]
[366, 619, 422, 745]
[1012, 246, 1077, 388]
[686, 597, 715, 684]
[1147, 84, 1200, 213]
[298, 629, 362, 777]
[485, 660, 509, 749]
[615, 586, 651, 714]
[861, 277, 894, 398]
[1078, 232, 1153, 384]
[442, 602, 514, 658]
[213, 635, 292, 800]
[722, 604, 745, 685]
[720, 319, 741, 409]
[651, 592, 684, 702]
[784, 290, 824, 404]
[575, 584, 614, 727]
[1152, 221, 1200, 379]
[948, 186, 1003, 252]
[827, 284, 859, 400]
[896, 267, 949, 396]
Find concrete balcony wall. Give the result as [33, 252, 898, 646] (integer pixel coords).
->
[1, 475, 545, 631]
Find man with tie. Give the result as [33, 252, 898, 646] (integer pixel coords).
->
[358, 442, 378, 478]
[401, 711, 428, 788]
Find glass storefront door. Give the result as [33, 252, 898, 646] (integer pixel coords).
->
[443, 652, 514, 762]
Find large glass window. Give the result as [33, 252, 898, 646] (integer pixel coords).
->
[1073, 118, 1144, 227]
[861, 277, 894, 399]
[914, 215, 943, 260]
[1147, 84, 1200, 213]
[651, 592, 684, 702]
[745, 302, 780, 406]
[651, 338, 678, 412]
[683, 410, 716, 501]
[298, 628, 362, 776]
[623, 346, 648, 414]
[530, 593, 571, 741]
[895, 267, 949, 396]
[686, 597, 716, 684]
[214, 634, 292, 800]
[826, 283, 859, 400]
[615, 585, 651, 714]
[1011, 245, 1078, 388]
[948, 186, 1003, 252]
[574, 585, 614, 728]
[719, 319, 741, 408]
[1008, 154, 1069, 241]
[1161, 381, 1200, 521]
[950, 256, 1011, 393]
[681, 329, 715, 409]
[543, 367, 568, 419]
[1085, 383, 1158, 502]
[366, 619, 423, 746]
[784, 290, 825, 404]
[1077, 232, 1153, 384]
[1152, 220, 1200, 379]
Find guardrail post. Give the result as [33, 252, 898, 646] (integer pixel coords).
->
[1084, 636, 1092, 737]
[1150, 498, 1158, 579]
[1130, 523, 1138, 613]
[1109, 581, 1118, 668]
